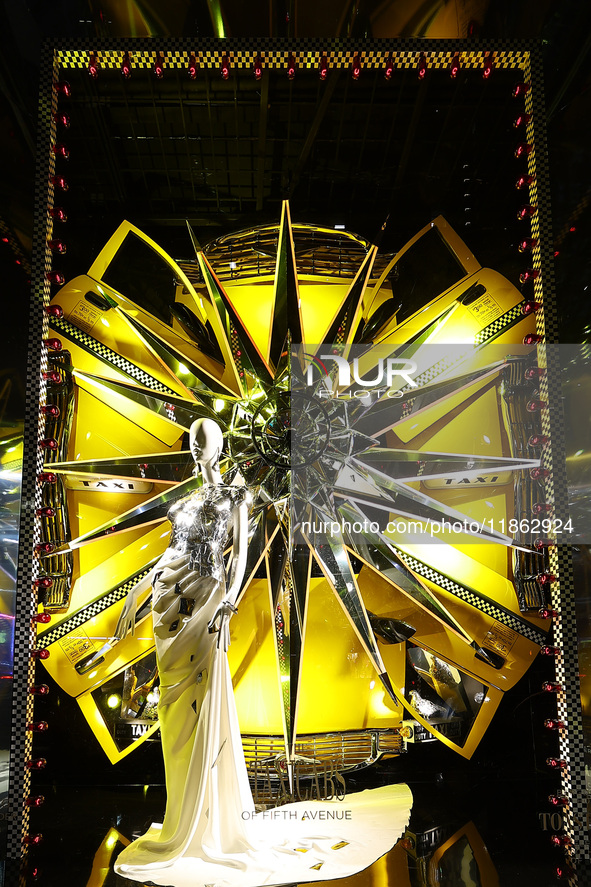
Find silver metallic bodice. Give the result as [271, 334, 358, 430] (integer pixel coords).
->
[166, 483, 248, 577]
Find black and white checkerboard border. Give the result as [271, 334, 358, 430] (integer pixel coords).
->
[395, 549, 547, 647]
[49, 316, 177, 395]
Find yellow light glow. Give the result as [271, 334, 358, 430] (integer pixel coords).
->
[105, 831, 118, 851]
[106, 694, 120, 709]
[214, 399, 225, 412]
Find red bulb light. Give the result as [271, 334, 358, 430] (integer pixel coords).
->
[521, 299, 541, 315]
[29, 684, 50, 696]
[541, 646, 560, 656]
[221, 55, 230, 80]
[88, 53, 99, 79]
[45, 304, 64, 318]
[25, 758, 47, 770]
[519, 239, 537, 254]
[352, 53, 361, 80]
[542, 681, 562, 692]
[121, 54, 132, 79]
[417, 53, 427, 80]
[43, 338, 62, 351]
[53, 112, 70, 129]
[546, 756, 567, 768]
[48, 207, 67, 222]
[539, 572, 557, 585]
[514, 113, 532, 128]
[526, 398, 546, 411]
[516, 174, 535, 189]
[523, 333, 544, 345]
[287, 55, 296, 80]
[47, 238, 66, 252]
[539, 608, 558, 620]
[554, 249, 560, 258]
[54, 81, 71, 97]
[513, 81, 531, 98]
[23, 834, 43, 846]
[528, 432, 549, 445]
[532, 503, 553, 515]
[520, 270, 540, 285]
[36, 506, 56, 518]
[535, 538, 555, 551]
[25, 795, 45, 808]
[544, 719, 566, 730]
[153, 53, 164, 79]
[30, 649, 50, 660]
[550, 834, 571, 848]
[41, 370, 62, 385]
[549, 794, 568, 806]
[384, 56, 393, 81]
[38, 472, 57, 484]
[52, 143, 69, 161]
[39, 438, 58, 450]
[188, 54, 198, 80]
[530, 467, 550, 480]
[450, 53, 460, 79]
[34, 542, 54, 556]
[27, 721, 48, 732]
[514, 143, 532, 159]
[33, 577, 53, 589]
[517, 205, 536, 220]
[482, 53, 493, 79]
[32, 613, 52, 625]
[253, 56, 262, 81]
[45, 271, 65, 285]
[49, 173, 68, 191]
[41, 404, 60, 417]
[319, 55, 329, 81]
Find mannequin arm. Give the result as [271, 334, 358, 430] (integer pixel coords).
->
[113, 572, 153, 640]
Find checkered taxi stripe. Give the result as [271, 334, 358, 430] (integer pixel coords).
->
[36, 567, 153, 649]
[474, 302, 527, 345]
[395, 550, 547, 647]
[49, 315, 177, 395]
[54, 39, 533, 72]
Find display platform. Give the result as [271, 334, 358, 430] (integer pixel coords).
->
[3, 37, 589, 887]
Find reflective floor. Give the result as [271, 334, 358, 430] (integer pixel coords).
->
[10, 723, 570, 887]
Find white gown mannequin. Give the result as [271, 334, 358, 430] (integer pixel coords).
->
[113, 419, 412, 886]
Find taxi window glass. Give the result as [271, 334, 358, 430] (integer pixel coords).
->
[405, 645, 488, 748]
[391, 226, 467, 324]
[102, 231, 179, 324]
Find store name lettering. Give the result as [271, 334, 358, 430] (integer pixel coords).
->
[251, 760, 346, 806]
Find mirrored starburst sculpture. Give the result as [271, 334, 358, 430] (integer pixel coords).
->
[36, 202, 552, 771]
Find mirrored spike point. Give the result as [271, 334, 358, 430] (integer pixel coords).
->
[73, 371, 226, 439]
[195, 247, 273, 387]
[119, 309, 231, 397]
[269, 202, 303, 368]
[48, 451, 195, 485]
[54, 475, 201, 552]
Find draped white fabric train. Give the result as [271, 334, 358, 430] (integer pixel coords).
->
[114, 477, 413, 886]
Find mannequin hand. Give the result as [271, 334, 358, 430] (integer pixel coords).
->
[114, 593, 138, 640]
[207, 600, 237, 650]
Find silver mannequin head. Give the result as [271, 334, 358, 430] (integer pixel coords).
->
[190, 418, 224, 471]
